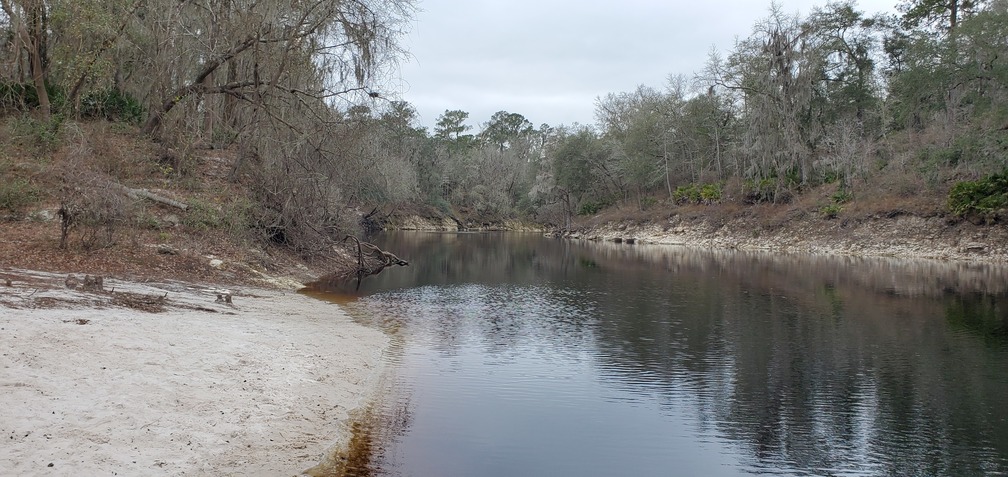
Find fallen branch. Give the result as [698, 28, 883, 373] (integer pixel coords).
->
[122, 187, 189, 210]
[336, 235, 409, 290]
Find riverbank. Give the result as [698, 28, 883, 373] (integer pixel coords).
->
[562, 209, 1008, 263]
[384, 203, 1008, 263]
[0, 269, 388, 476]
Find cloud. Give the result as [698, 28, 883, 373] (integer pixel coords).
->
[395, 0, 897, 130]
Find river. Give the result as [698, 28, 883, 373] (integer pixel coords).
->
[312, 231, 1008, 476]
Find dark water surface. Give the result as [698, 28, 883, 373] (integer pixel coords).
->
[315, 232, 1008, 476]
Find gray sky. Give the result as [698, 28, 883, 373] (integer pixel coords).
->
[392, 0, 898, 132]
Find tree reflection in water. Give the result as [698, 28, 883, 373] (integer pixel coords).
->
[331, 232, 1008, 476]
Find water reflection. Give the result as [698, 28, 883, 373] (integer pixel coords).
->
[331, 232, 1008, 476]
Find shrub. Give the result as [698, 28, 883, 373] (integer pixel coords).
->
[673, 184, 700, 204]
[948, 170, 1008, 222]
[183, 196, 255, 237]
[0, 81, 65, 113]
[183, 198, 225, 230]
[10, 114, 64, 154]
[579, 200, 604, 216]
[0, 178, 42, 214]
[700, 183, 722, 203]
[820, 203, 842, 219]
[744, 177, 777, 204]
[832, 187, 853, 204]
[0, 83, 38, 112]
[80, 89, 144, 124]
[673, 183, 723, 204]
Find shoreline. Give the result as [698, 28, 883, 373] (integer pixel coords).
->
[562, 213, 1008, 263]
[382, 206, 1008, 264]
[0, 270, 389, 476]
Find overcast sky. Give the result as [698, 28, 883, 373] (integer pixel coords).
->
[389, 0, 898, 132]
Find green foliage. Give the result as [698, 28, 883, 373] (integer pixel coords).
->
[578, 200, 604, 216]
[0, 178, 42, 214]
[832, 187, 853, 204]
[673, 183, 723, 204]
[181, 196, 255, 237]
[820, 185, 852, 219]
[0, 82, 66, 113]
[745, 177, 777, 203]
[431, 196, 453, 215]
[947, 170, 1008, 221]
[819, 203, 843, 219]
[182, 199, 225, 230]
[10, 115, 64, 154]
[673, 184, 701, 204]
[0, 83, 41, 112]
[80, 89, 144, 124]
[554, 129, 602, 201]
[700, 183, 722, 203]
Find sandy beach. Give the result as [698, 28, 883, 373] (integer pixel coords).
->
[0, 270, 388, 476]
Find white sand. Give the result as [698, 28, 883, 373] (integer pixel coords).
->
[0, 275, 388, 476]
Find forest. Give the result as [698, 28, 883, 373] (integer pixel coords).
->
[1, 0, 1006, 257]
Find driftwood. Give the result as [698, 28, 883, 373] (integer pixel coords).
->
[113, 184, 188, 210]
[337, 235, 409, 290]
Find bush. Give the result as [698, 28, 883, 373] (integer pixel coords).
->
[674, 183, 722, 204]
[0, 178, 42, 215]
[10, 115, 64, 154]
[80, 89, 144, 124]
[832, 187, 853, 204]
[183, 198, 225, 230]
[673, 184, 700, 204]
[0, 83, 39, 112]
[820, 203, 842, 219]
[948, 170, 1008, 222]
[578, 200, 604, 216]
[182, 196, 255, 238]
[700, 183, 722, 203]
[0, 81, 65, 113]
[744, 177, 777, 204]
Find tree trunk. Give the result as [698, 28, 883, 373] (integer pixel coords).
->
[3, 0, 52, 120]
[949, 0, 958, 31]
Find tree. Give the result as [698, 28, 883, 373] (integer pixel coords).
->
[479, 110, 533, 151]
[806, 2, 882, 125]
[1, 0, 50, 119]
[552, 128, 604, 227]
[709, 5, 825, 196]
[137, 0, 413, 137]
[899, 0, 986, 32]
[434, 109, 474, 143]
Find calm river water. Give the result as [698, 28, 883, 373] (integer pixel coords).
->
[314, 232, 1008, 476]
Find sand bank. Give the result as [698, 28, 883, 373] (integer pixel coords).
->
[0, 270, 388, 476]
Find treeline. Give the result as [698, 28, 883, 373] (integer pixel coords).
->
[2, 0, 1006, 253]
[317, 0, 1008, 229]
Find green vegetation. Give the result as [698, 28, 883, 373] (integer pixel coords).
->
[948, 170, 1008, 222]
[1, 0, 1006, 250]
[0, 178, 42, 215]
[673, 183, 721, 204]
[80, 90, 144, 124]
